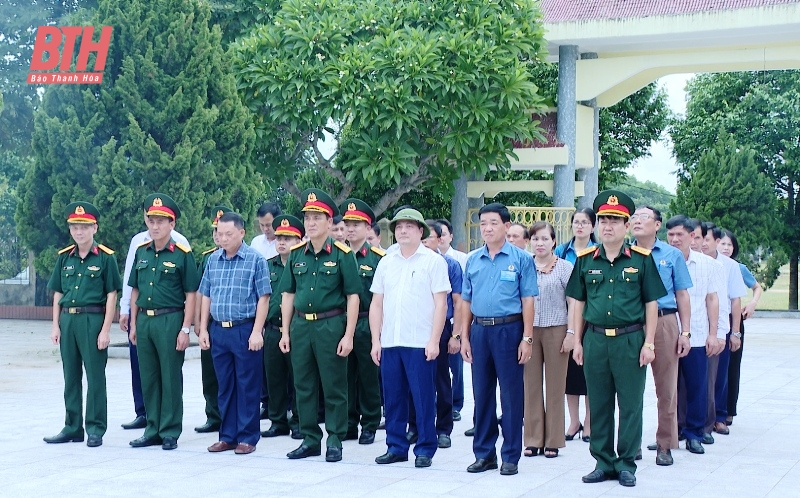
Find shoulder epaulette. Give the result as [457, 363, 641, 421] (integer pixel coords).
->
[334, 240, 351, 253]
[290, 241, 306, 251]
[175, 242, 191, 253]
[58, 244, 75, 255]
[202, 247, 216, 255]
[137, 239, 151, 248]
[630, 245, 651, 256]
[577, 247, 595, 258]
[97, 244, 114, 255]
[370, 246, 386, 257]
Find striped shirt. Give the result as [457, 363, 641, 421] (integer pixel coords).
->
[198, 242, 271, 322]
[685, 250, 725, 347]
[534, 257, 573, 327]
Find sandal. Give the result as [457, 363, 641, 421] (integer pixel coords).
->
[524, 446, 539, 457]
[544, 448, 559, 458]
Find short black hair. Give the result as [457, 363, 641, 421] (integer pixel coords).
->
[332, 215, 343, 225]
[478, 203, 511, 223]
[665, 215, 697, 233]
[436, 219, 454, 234]
[371, 223, 381, 236]
[425, 219, 443, 238]
[392, 204, 414, 218]
[691, 218, 705, 237]
[640, 205, 662, 222]
[510, 222, 529, 239]
[257, 202, 281, 218]
[218, 211, 245, 229]
[571, 208, 596, 226]
[721, 229, 740, 259]
[702, 221, 722, 240]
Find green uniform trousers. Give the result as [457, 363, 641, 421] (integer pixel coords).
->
[265, 326, 299, 432]
[136, 312, 185, 439]
[59, 313, 107, 437]
[200, 347, 221, 425]
[584, 330, 646, 474]
[347, 318, 381, 433]
[290, 314, 348, 449]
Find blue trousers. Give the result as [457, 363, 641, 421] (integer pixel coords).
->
[450, 350, 464, 412]
[211, 321, 263, 446]
[678, 346, 708, 441]
[471, 322, 524, 465]
[409, 323, 454, 436]
[382, 347, 437, 458]
[128, 339, 146, 417]
[714, 331, 732, 423]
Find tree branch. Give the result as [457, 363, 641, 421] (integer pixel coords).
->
[371, 160, 434, 217]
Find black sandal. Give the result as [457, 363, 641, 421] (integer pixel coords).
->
[544, 448, 559, 458]
[524, 446, 539, 457]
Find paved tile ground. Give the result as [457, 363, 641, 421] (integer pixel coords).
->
[1, 317, 798, 497]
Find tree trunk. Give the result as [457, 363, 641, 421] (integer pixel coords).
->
[452, 172, 484, 252]
[790, 250, 798, 310]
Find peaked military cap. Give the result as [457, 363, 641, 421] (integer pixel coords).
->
[273, 214, 305, 239]
[143, 193, 180, 220]
[390, 208, 430, 239]
[593, 190, 635, 219]
[300, 188, 338, 218]
[211, 205, 233, 228]
[65, 201, 100, 224]
[340, 198, 375, 225]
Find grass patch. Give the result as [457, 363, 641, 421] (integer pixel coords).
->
[754, 264, 792, 310]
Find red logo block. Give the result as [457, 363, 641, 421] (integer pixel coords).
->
[28, 26, 112, 85]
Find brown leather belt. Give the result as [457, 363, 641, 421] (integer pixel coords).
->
[62, 306, 105, 314]
[215, 318, 255, 328]
[473, 314, 522, 326]
[587, 322, 643, 337]
[295, 309, 345, 321]
[658, 308, 678, 317]
[139, 307, 183, 317]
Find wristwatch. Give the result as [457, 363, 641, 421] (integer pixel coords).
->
[732, 331, 742, 339]
[643, 342, 655, 351]
[522, 336, 533, 345]
[681, 331, 691, 338]
[180, 327, 191, 335]
[452, 333, 461, 341]
[566, 329, 575, 335]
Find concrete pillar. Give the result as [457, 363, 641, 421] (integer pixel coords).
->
[452, 172, 485, 252]
[578, 52, 600, 209]
[553, 45, 578, 207]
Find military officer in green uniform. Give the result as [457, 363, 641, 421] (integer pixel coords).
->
[128, 193, 200, 450]
[44, 202, 122, 448]
[566, 190, 667, 488]
[194, 206, 232, 434]
[261, 214, 304, 440]
[340, 198, 384, 445]
[279, 189, 361, 462]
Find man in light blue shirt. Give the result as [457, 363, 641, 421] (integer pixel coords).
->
[461, 203, 538, 476]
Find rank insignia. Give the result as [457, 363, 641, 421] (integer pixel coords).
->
[623, 267, 638, 273]
[87, 266, 100, 271]
[360, 264, 373, 271]
[588, 269, 602, 275]
[323, 261, 337, 267]
[163, 261, 176, 268]
[294, 262, 306, 267]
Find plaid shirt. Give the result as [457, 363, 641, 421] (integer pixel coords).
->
[198, 242, 271, 322]
[534, 257, 573, 327]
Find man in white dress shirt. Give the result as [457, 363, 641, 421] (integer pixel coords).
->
[250, 202, 281, 261]
[119, 209, 190, 430]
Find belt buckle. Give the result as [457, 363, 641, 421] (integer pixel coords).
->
[146, 309, 155, 316]
[605, 328, 616, 337]
[305, 313, 317, 321]
[482, 318, 494, 326]
[222, 321, 232, 328]
[68, 307, 78, 314]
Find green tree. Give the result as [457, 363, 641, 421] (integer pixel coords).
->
[671, 71, 800, 306]
[609, 175, 674, 218]
[670, 137, 782, 288]
[233, 0, 548, 217]
[16, 0, 261, 272]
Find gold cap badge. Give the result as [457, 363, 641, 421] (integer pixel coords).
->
[153, 197, 163, 207]
[216, 210, 223, 219]
[307, 192, 317, 203]
[75, 206, 85, 215]
[280, 219, 290, 227]
[347, 203, 357, 212]
[607, 195, 619, 206]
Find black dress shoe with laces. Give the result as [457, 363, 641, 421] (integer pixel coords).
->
[121, 416, 147, 430]
[686, 439, 705, 454]
[467, 458, 498, 473]
[582, 469, 616, 483]
[261, 426, 290, 438]
[415, 455, 432, 468]
[129, 435, 162, 448]
[618, 470, 636, 487]
[500, 463, 518, 476]
[375, 452, 408, 464]
[43, 431, 84, 444]
[325, 446, 342, 462]
[287, 444, 321, 459]
[86, 434, 103, 447]
[359, 430, 375, 445]
[161, 437, 178, 450]
[195, 421, 220, 433]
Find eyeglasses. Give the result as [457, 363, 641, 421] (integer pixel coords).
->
[630, 213, 652, 221]
[572, 221, 591, 227]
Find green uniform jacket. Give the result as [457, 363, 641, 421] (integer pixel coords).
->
[565, 244, 667, 328]
[48, 243, 122, 305]
[197, 247, 216, 275]
[266, 255, 287, 327]
[352, 242, 384, 313]
[279, 237, 361, 313]
[127, 239, 200, 308]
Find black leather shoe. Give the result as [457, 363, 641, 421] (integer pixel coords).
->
[290, 429, 303, 440]
[582, 469, 615, 483]
[406, 430, 418, 444]
[618, 470, 636, 487]
[415, 455, 432, 468]
[647, 442, 657, 451]
[359, 430, 375, 445]
[86, 434, 103, 447]
[464, 427, 475, 437]
[437, 434, 451, 448]
[129, 435, 162, 448]
[260, 407, 269, 420]
[121, 416, 147, 430]
[635, 448, 642, 460]
[686, 439, 705, 454]
[453, 410, 462, 421]
[656, 448, 674, 466]
[377, 419, 385, 430]
[43, 431, 84, 444]
[678, 433, 686, 442]
[194, 421, 220, 433]
[375, 452, 408, 464]
[343, 431, 358, 441]
[161, 437, 178, 450]
[702, 433, 715, 445]
[287, 444, 321, 459]
[325, 446, 342, 462]
[261, 426, 290, 438]
[467, 458, 498, 473]
[500, 463, 518, 476]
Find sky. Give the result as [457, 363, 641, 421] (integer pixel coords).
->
[629, 73, 694, 193]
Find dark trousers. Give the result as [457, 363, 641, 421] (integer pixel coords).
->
[200, 346, 221, 426]
[128, 339, 146, 417]
[450, 349, 464, 412]
[714, 331, 732, 423]
[382, 347, 437, 458]
[471, 321, 524, 465]
[347, 318, 382, 433]
[264, 326, 298, 432]
[409, 322, 454, 436]
[211, 321, 263, 446]
[677, 346, 708, 441]
[727, 321, 745, 417]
